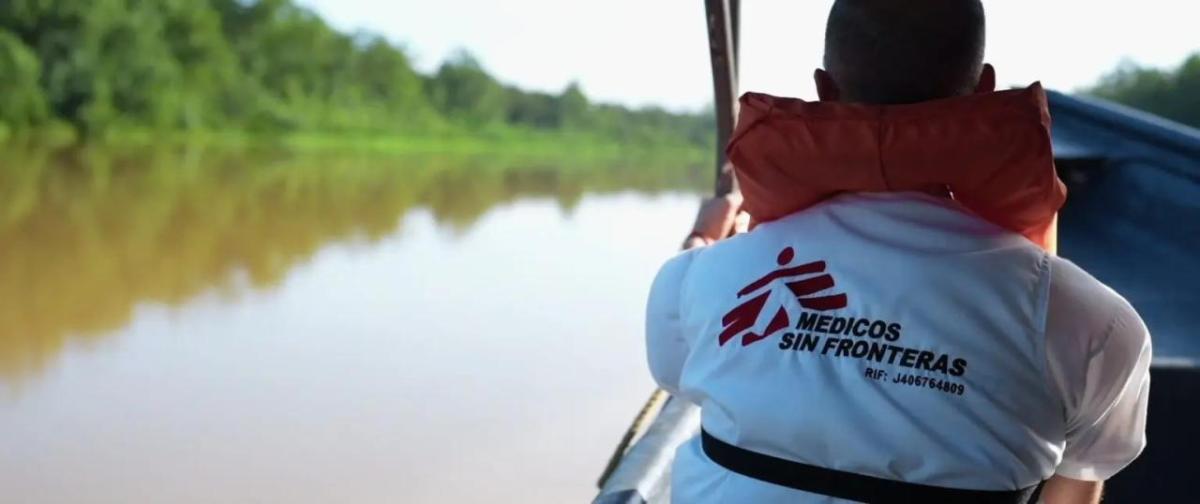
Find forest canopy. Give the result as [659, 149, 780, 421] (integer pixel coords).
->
[0, 0, 712, 150]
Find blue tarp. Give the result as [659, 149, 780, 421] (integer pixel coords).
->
[1048, 91, 1200, 360]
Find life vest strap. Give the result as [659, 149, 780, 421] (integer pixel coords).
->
[700, 429, 1045, 503]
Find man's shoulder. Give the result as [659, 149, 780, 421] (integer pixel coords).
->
[1046, 255, 1148, 358]
[651, 247, 703, 295]
[1047, 256, 1136, 322]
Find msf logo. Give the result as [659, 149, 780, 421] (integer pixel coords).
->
[719, 247, 848, 347]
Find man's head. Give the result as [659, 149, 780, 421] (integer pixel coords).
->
[817, 0, 993, 105]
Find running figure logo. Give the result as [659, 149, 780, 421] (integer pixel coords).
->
[719, 247, 848, 347]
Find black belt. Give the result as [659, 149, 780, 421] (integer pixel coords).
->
[701, 429, 1045, 504]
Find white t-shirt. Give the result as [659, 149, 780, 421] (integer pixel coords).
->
[646, 192, 1151, 503]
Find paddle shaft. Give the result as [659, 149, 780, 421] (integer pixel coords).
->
[705, 0, 741, 197]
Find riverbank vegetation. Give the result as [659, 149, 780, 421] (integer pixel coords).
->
[0, 0, 712, 162]
[5, 0, 1197, 163]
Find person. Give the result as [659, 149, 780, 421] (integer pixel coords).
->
[646, 1, 1152, 503]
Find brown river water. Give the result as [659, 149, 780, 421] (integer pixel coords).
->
[0, 146, 707, 503]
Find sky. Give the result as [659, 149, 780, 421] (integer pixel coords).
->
[296, 0, 1200, 112]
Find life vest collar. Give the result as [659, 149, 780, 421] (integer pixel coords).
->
[726, 83, 1067, 251]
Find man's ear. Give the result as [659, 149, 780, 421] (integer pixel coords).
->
[814, 69, 840, 101]
[975, 63, 996, 94]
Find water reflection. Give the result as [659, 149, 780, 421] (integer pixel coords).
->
[0, 146, 705, 381]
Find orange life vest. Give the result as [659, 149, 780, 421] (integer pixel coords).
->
[726, 83, 1067, 252]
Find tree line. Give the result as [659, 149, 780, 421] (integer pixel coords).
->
[0, 0, 712, 149]
[1088, 53, 1200, 129]
[4, 0, 1194, 148]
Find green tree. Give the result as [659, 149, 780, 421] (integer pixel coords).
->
[0, 0, 183, 133]
[215, 0, 350, 130]
[428, 50, 507, 127]
[159, 0, 241, 129]
[1, 0, 103, 129]
[0, 29, 47, 129]
[505, 87, 559, 129]
[92, 2, 184, 130]
[557, 81, 589, 129]
[349, 35, 434, 129]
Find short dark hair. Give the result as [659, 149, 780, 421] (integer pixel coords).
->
[823, 0, 986, 105]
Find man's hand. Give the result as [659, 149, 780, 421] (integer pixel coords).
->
[683, 192, 747, 250]
[1040, 475, 1103, 504]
